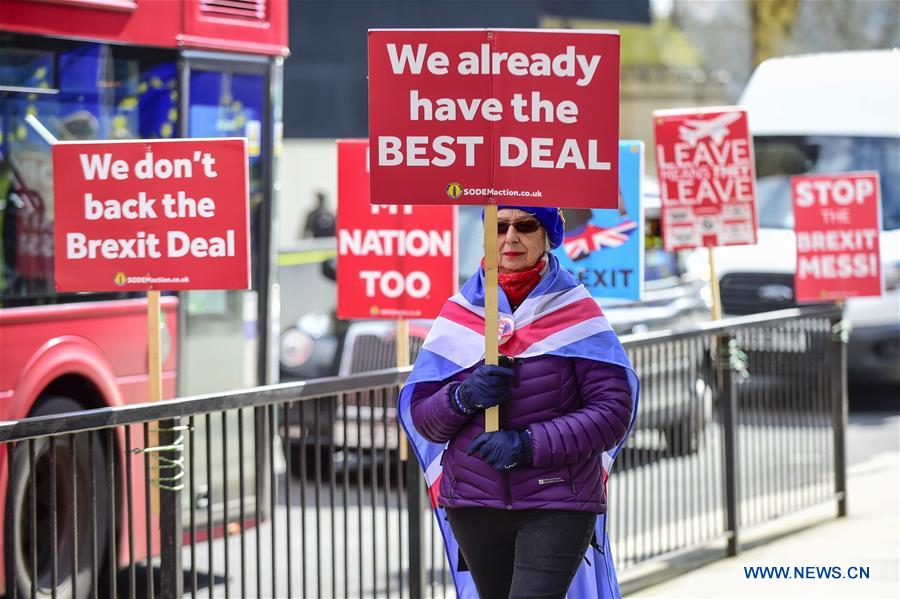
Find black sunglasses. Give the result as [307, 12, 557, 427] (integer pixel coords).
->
[497, 219, 541, 235]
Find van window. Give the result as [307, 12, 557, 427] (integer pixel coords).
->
[755, 136, 900, 230]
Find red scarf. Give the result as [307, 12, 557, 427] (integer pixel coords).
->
[482, 257, 547, 308]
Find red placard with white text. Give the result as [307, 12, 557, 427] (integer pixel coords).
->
[654, 107, 758, 250]
[53, 138, 249, 291]
[792, 172, 882, 301]
[368, 28, 620, 208]
[337, 139, 457, 319]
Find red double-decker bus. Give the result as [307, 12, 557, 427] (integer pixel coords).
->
[0, 1, 286, 595]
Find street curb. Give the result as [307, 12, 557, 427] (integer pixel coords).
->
[622, 450, 899, 597]
[620, 503, 839, 596]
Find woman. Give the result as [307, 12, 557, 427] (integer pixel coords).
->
[398, 206, 639, 599]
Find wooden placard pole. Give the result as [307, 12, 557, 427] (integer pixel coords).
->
[707, 247, 728, 395]
[483, 205, 500, 432]
[148, 290, 163, 514]
[708, 247, 723, 321]
[148, 291, 163, 401]
[396, 318, 410, 460]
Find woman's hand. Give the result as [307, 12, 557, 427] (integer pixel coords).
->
[453, 364, 515, 414]
[466, 429, 533, 470]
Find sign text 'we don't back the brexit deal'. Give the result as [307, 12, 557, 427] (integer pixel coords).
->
[53, 138, 250, 292]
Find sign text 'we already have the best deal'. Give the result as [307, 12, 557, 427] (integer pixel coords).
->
[53, 138, 250, 291]
[368, 29, 620, 208]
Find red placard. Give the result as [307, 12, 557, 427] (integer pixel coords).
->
[792, 172, 882, 301]
[337, 139, 457, 319]
[653, 106, 758, 250]
[53, 138, 250, 291]
[368, 28, 620, 208]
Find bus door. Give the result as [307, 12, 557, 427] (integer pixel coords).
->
[179, 51, 281, 525]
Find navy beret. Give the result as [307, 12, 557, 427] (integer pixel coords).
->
[482, 205, 566, 249]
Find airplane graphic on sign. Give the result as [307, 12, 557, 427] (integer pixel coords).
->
[678, 112, 743, 147]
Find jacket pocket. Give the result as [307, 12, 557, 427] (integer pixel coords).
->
[567, 466, 577, 494]
[446, 475, 456, 500]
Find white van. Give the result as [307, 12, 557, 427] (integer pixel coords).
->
[689, 50, 900, 384]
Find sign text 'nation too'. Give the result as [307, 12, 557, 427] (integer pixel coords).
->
[337, 139, 456, 319]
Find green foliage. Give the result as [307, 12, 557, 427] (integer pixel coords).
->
[620, 18, 704, 67]
[539, 15, 703, 67]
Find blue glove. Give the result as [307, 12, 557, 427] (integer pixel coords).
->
[453, 364, 515, 415]
[466, 429, 533, 470]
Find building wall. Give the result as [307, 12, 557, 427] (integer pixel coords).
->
[278, 139, 338, 249]
[276, 1, 657, 249]
[283, 0, 649, 138]
[621, 66, 730, 176]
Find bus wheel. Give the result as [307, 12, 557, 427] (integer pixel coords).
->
[4, 396, 111, 599]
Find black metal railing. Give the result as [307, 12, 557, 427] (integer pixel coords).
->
[610, 304, 845, 575]
[0, 305, 846, 598]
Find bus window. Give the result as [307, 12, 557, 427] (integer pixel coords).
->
[188, 70, 265, 283]
[0, 38, 177, 307]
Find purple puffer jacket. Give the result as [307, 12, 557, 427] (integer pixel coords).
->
[410, 354, 632, 513]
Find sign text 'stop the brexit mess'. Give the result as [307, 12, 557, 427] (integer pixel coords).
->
[368, 29, 620, 209]
[53, 138, 250, 291]
[792, 171, 882, 301]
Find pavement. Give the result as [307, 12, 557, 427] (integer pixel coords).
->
[624, 446, 899, 599]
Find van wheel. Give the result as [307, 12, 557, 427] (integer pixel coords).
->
[4, 396, 111, 599]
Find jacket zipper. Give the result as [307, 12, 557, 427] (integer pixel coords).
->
[567, 466, 577, 494]
[503, 471, 513, 509]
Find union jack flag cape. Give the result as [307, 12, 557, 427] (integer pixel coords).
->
[398, 254, 640, 599]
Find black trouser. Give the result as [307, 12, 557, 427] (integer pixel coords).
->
[446, 507, 596, 599]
